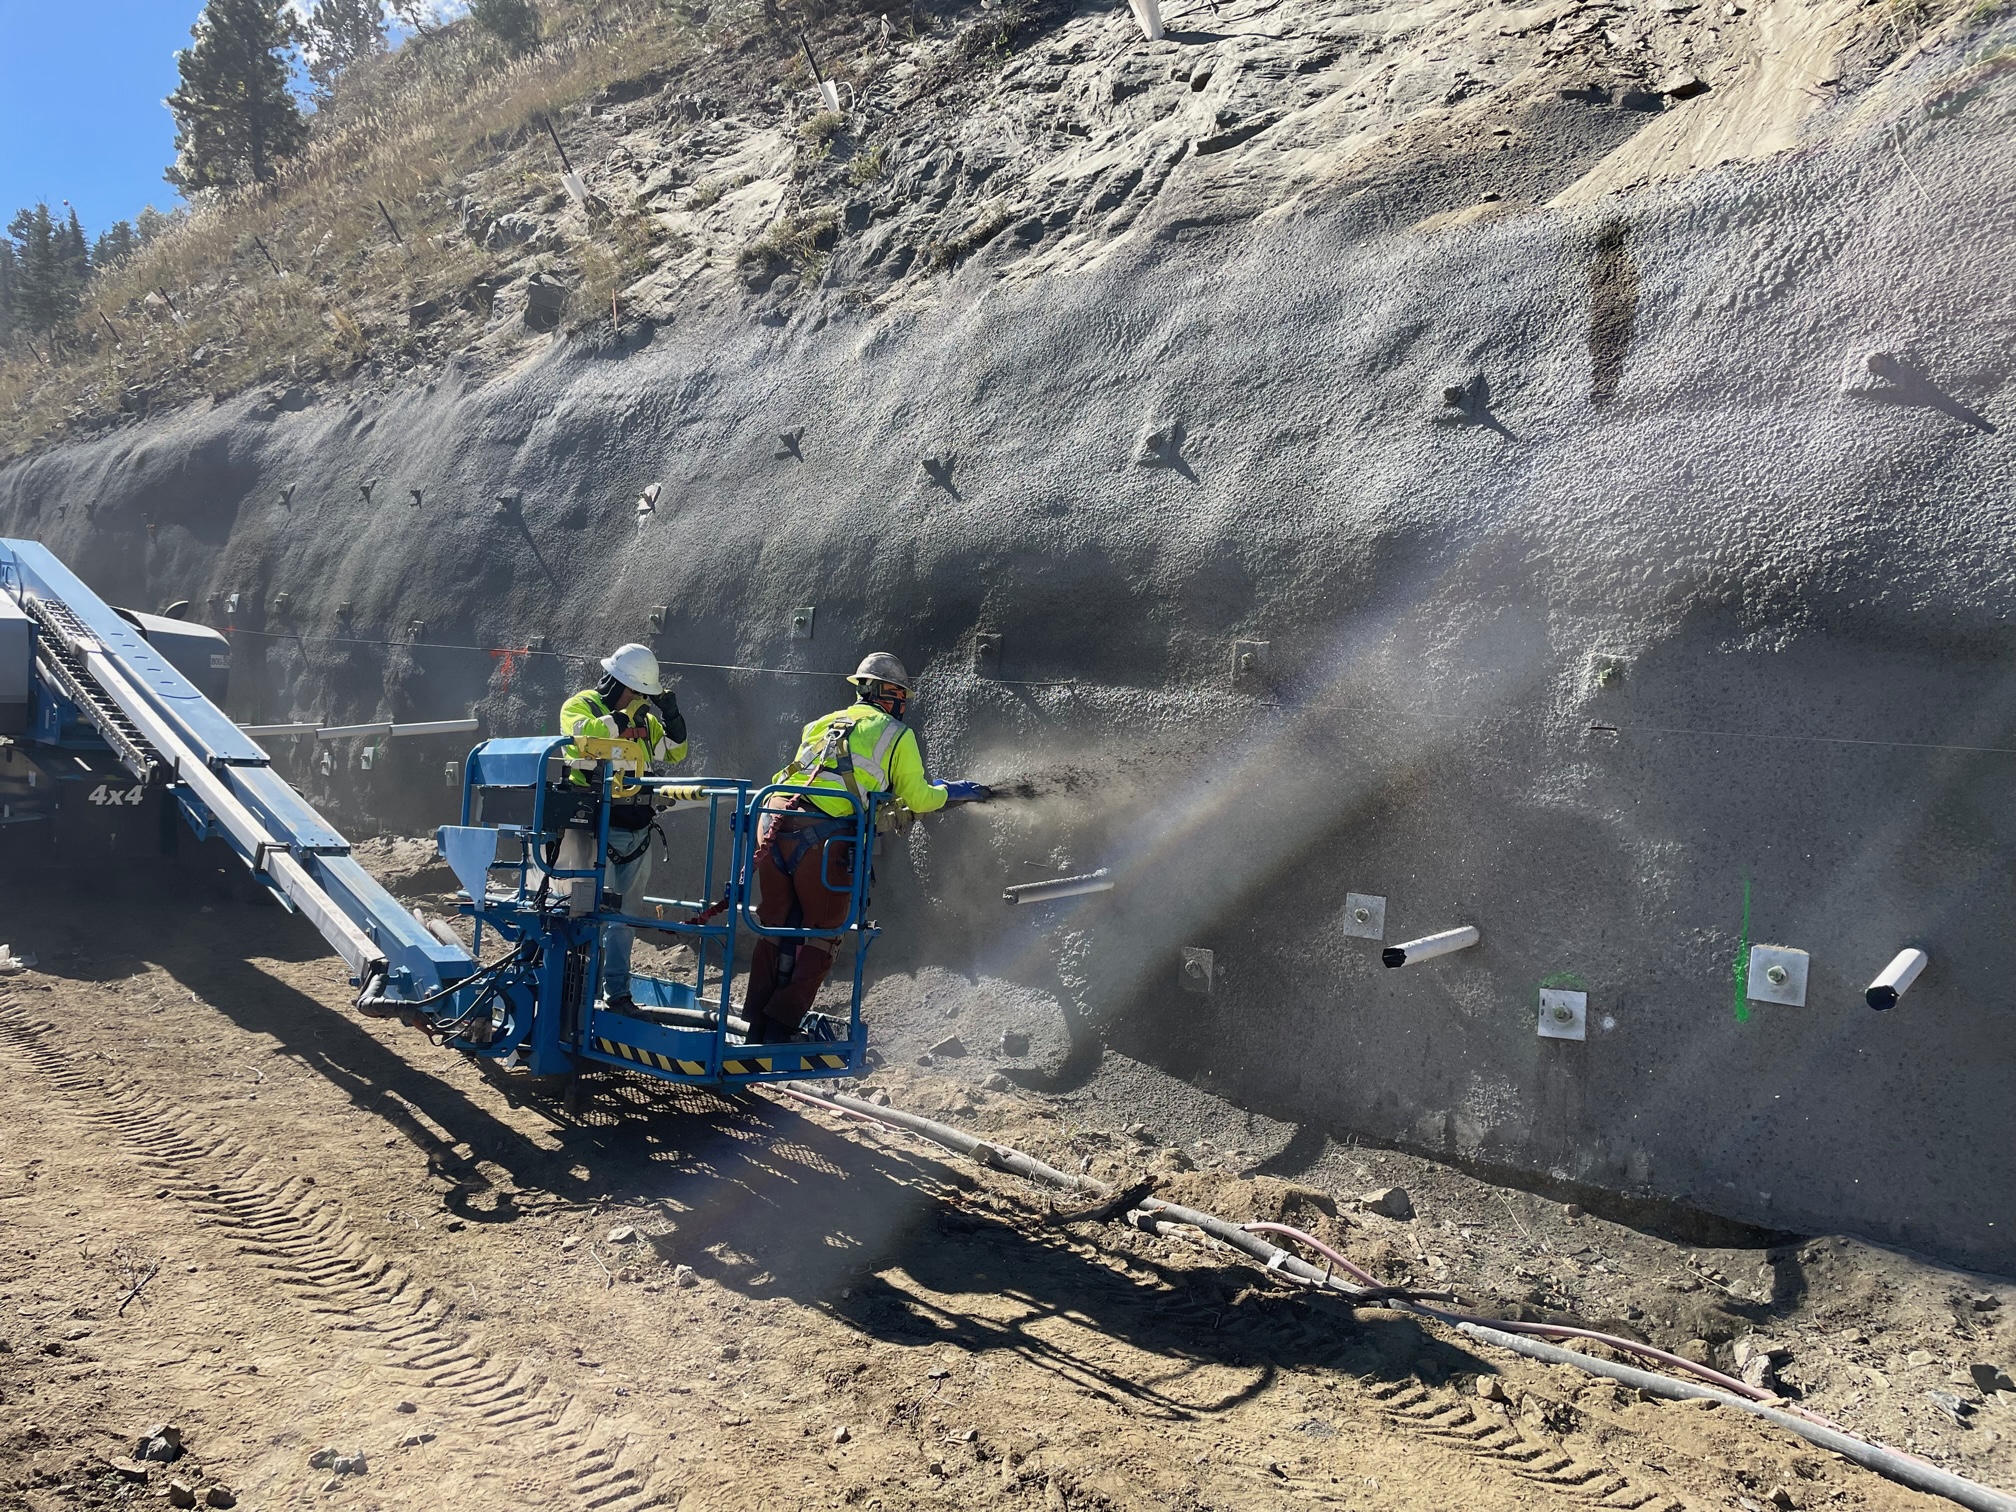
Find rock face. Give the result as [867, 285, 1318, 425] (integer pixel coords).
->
[1, 0, 2012, 1268]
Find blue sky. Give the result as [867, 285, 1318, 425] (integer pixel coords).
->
[0, 0, 206, 237]
[0, 2, 466, 243]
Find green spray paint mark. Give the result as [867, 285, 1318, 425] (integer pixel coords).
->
[1732, 877, 1751, 1023]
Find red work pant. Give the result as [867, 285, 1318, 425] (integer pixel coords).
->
[742, 814, 855, 1037]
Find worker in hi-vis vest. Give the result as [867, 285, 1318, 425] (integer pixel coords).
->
[743, 652, 989, 1041]
[559, 643, 688, 1014]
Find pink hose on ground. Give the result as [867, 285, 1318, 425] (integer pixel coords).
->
[788, 1097, 1820, 1424]
[1240, 1220, 1387, 1289]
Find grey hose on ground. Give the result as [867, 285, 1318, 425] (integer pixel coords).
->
[819, 1088, 1103, 1194]
[1130, 1198, 1448, 1304]
[1246, 1219, 1780, 1404]
[1455, 1323, 2016, 1512]
[786, 1083, 2016, 1512]
[813, 1090, 1409, 1301]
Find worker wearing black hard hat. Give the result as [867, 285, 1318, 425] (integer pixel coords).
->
[743, 653, 988, 1041]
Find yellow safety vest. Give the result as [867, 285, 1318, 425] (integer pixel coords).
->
[559, 688, 686, 787]
[775, 703, 947, 819]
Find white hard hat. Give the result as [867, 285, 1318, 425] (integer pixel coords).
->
[601, 642, 663, 695]
[849, 652, 912, 693]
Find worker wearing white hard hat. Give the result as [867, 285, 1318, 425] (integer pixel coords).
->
[742, 652, 990, 1041]
[559, 642, 689, 1015]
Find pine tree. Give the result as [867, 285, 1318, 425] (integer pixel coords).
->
[386, 0, 437, 36]
[135, 205, 187, 247]
[166, 0, 309, 193]
[0, 241, 17, 347]
[6, 205, 83, 337]
[93, 221, 140, 270]
[59, 206, 91, 291]
[301, 0, 388, 106]
[470, 0, 540, 54]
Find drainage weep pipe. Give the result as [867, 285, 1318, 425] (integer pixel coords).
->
[1003, 869, 1114, 905]
[1866, 947, 1930, 1010]
[1382, 924, 1480, 968]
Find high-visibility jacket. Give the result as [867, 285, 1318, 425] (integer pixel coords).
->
[559, 688, 688, 787]
[778, 703, 947, 819]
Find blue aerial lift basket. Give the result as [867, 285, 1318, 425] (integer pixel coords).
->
[425, 737, 879, 1088]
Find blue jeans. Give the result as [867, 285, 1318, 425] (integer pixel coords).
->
[600, 828, 653, 1002]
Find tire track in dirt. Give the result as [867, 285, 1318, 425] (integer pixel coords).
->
[0, 995, 669, 1510]
[1363, 1375, 1690, 1510]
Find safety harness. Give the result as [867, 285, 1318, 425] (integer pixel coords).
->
[562, 689, 668, 856]
[765, 710, 915, 882]
[768, 717, 867, 878]
[607, 824, 663, 867]
[774, 713, 915, 835]
[757, 710, 907, 1016]
[564, 691, 664, 786]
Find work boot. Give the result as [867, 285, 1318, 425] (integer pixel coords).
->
[606, 993, 639, 1016]
[760, 944, 834, 1032]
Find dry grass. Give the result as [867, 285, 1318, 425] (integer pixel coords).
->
[800, 108, 848, 143]
[581, 205, 686, 316]
[847, 143, 890, 184]
[741, 206, 840, 282]
[0, 0, 727, 456]
[925, 203, 1011, 268]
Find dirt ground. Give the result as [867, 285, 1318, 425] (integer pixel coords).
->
[2, 858, 2013, 1512]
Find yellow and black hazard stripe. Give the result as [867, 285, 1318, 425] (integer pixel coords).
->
[592, 1038, 849, 1076]
[594, 1037, 708, 1076]
[721, 1052, 850, 1073]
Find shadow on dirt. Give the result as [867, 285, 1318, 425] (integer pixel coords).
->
[2, 874, 1495, 1414]
[557, 1071, 1497, 1419]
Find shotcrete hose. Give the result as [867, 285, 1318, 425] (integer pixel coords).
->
[1243, 1216, 2011, 1509]
[784, 1086, 2016, 1512]
[809, 1087, 1099, 1194]
[1129, 1198, 1449, 1304]
[1244, 1220, 1788, 1405]
[1452, 1323, 2016, 1512]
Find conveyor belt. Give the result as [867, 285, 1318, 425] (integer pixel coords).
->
[25, 598, 160, 784]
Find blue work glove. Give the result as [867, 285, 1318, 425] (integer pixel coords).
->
[942, 780, 992, 804]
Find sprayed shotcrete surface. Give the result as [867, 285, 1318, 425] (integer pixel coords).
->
[1, 17, 2012, 1276]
